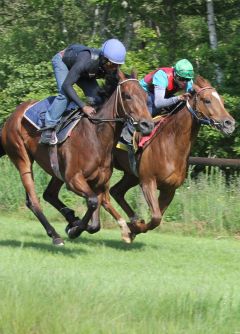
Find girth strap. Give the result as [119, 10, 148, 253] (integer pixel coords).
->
[48, 146, 64, 181]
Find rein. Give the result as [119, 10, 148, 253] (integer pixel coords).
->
[186, 86, 221, 127]
[89, 78, 139, 125]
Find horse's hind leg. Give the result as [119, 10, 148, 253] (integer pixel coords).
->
[43, 177, 80, 229]
[88, 189, 132, 243]
[110, 173, 139, 222]
[23, 170, 64, 245]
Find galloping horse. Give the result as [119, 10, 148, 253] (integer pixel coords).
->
[0, 71, 154, 245]
[90, 75, 235, 242]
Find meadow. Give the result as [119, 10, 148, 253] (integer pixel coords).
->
[0, 158, 240, 333]
[0, 216, 240, 334]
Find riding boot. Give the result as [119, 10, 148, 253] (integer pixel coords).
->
[39, 127, 58, 145]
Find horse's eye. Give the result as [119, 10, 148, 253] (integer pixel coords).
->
[122, 93, 131, 100]
[204, 99, 211, 104]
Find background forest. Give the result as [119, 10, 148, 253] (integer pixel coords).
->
[0, 0, 239, 157]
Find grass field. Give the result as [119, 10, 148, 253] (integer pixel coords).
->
[0, 215, 240, 334]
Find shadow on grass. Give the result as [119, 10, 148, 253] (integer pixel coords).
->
[72, 235, 146, 251]
[0, 233, 146, 255]
[0, 239, 83, 257]
[23, 230, 147, 251]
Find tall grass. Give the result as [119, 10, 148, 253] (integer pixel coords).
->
[0, 157, 240, 235]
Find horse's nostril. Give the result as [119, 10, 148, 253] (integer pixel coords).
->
[224, 119, 234, 128]
[139, 120, 154, 135]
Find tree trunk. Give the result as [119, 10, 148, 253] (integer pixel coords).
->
[206, 0, 223, 84]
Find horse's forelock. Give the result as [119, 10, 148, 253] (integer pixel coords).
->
[195, 75, 212, 88]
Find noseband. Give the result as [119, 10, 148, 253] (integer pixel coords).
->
[186, 86, 221, 127]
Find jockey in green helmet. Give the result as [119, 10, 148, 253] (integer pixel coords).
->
[139, 58, 194, 116]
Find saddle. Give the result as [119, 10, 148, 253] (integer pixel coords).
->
[23, 96, 84, 144]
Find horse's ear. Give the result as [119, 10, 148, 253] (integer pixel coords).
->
[131, 69, 138, 79]
[118, 70, 125, 81]
[192, 83, 200, 93]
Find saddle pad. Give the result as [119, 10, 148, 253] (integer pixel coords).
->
[138, 115, 166, 148]
[23, 97, 54, 129]
[23, 96, 78, 129]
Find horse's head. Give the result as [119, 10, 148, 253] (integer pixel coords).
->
[116, 71, 154, 135]
[191, 76, 235, 135]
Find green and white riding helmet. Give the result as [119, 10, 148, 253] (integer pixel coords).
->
[174, 59, 194, 79]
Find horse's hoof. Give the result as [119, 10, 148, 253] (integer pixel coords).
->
[65, 219, 82, 235]
[67, 226, 83, 239]
[53, 237, 65, 246]
[130, 233, 136, 241]
[86, 225, 100, 234]
[120, 226, 133, 244]
[122, 234, 132, 244]
[65, 224, 71, 235]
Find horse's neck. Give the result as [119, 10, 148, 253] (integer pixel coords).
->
[159, 102, 200, 156]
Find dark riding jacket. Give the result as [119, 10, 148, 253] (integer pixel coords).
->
[62, 44, 114, 108]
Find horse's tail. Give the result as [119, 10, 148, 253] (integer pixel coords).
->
[0, 127, 6, 157]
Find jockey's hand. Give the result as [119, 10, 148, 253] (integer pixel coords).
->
[82, 105, 96, 117]
[178, 93, 191, 101]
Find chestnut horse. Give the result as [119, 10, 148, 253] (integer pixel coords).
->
[0, 71, 154, 245]
[90, 75, 235, 242]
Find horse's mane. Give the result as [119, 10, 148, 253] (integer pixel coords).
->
[194, 75, 212, 88]
[94, 70, 136, 112]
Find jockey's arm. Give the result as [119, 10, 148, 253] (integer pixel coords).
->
[154, 86, 179, 108]
[62, 51, 91, 110]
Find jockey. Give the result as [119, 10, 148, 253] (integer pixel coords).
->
[139, 59, 194, 116]
[40, 38, 126, 145]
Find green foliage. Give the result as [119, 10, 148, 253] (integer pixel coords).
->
[1, 158, 240, 236]
[0, 0, 239, 156]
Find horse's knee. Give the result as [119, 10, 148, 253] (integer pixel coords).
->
[87, 196, 98, 211]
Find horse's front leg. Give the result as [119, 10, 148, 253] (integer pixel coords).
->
[43, 177, 81, 230]
[65, 173, 98, 239]
[22, 173, 64, 246]
[131, 183, 176, 236]
[158, 187, 176, 219]
[129, 178, 161, 235]
[102, 189, 133, 243]
[86, 193, 103, 234]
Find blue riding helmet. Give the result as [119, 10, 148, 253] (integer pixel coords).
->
[101, 39, 126, 64]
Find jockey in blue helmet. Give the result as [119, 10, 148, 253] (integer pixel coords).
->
[40, 38, 126, 145]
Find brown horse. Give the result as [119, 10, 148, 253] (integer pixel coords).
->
[0, 71, 154, 245]
[90, 75, 236, 242]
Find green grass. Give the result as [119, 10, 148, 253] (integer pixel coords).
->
[0, 215, 240, 334]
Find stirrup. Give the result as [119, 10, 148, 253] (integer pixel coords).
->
[39, 129, 58, 145]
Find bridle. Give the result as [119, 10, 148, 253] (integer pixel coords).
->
[114, 78, 139, 125]
[186, 86, 221, 127]
[90, 78, 139, 125]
